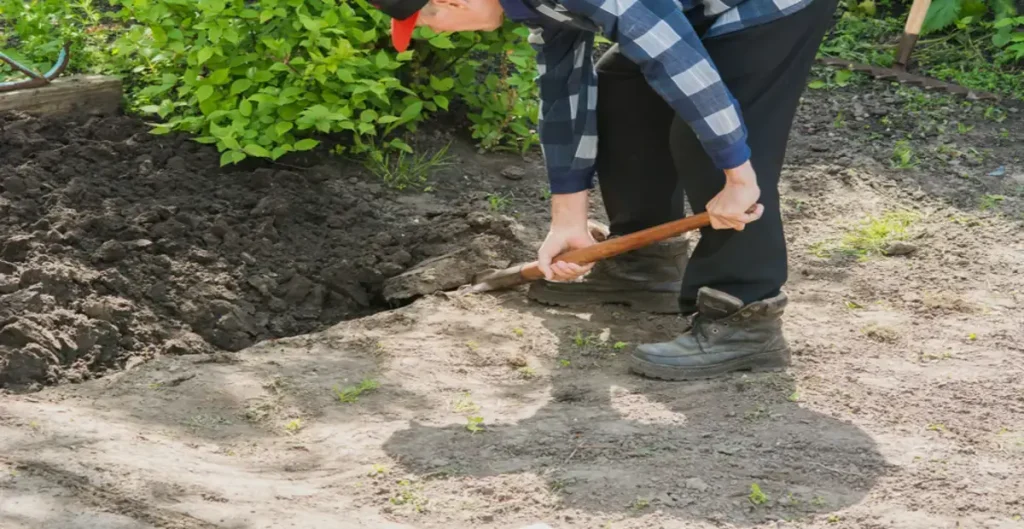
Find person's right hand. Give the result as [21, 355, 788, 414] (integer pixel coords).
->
[537, 225, 596, 281]
[537, 189, 595, 281]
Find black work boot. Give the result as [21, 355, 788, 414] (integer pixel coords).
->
[526, 234, 692, 314]
[628, 287, 790, 380]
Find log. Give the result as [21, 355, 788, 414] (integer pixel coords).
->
[0, 74, 122, 117]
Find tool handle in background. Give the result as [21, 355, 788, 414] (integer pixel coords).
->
[518, 212, 712, 281]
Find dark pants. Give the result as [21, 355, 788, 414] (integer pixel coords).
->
[593, 0, 839, 312]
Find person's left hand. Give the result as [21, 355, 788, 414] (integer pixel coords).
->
[707, 161, 764, 230]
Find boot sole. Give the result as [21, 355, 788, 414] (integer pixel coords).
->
[527, 286, 681, 314]
[628, 350, 791, 381]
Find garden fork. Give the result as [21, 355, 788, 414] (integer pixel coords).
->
[0, 42, 70, 93]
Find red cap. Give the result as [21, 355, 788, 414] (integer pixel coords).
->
[390, 12, 420, 52]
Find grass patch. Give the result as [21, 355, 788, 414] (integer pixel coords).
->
[811, 210, 918, 260]
[335, 378, 380, 403]
[362, 143, 452, 191]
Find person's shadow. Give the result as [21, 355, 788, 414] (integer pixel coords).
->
[381, 295, 889, 526]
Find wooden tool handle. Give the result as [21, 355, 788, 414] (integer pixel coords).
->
[518, 212, 712, 281]
[904, 0, 932, 36]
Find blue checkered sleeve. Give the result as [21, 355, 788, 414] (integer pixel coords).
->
[527, 23, 600, 195]
[564, 0, 751, 171]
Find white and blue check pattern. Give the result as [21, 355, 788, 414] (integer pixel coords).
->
[520, 0, 817, 194]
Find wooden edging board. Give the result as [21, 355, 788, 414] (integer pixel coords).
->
[0, 74, 122, 117]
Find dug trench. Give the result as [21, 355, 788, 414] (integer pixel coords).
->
[0, 110, 545, 389]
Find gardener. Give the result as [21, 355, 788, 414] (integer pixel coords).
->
[372, 0, 839, 380]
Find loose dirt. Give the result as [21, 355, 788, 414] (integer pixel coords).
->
[1, 77, 1023, 529]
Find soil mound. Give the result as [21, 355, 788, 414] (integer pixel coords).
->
[0, 111, 530, 388]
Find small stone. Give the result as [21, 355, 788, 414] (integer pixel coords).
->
[2, 235, 32, 262]
[2, 176, 27, 195]
[388, 249, 413, 266]
[240, 252, 256, 265]
[0, 260, 16, 275]
[166, 156, 187, 171]
[147, 282, 170, 303]
[501, 166, 526, 180]
[94, 240, 127, 262]
[282, 274, 314, 304]
[163, 331, 211, 355]
[189, 248, 217, 264]
[684, 477, 710, 492]
[811, 144, 830, 152]
[128, 239, 154, 250]
[0, 274, 19, 294]
[883, 241, 918, 256]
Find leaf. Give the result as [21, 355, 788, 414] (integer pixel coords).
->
[271, 146, 289, 160]
[239, 99, 253, 117]
[922, 0, 962, 33]
[276, 122, 294, 136]
[808, 80, 827, 89]
[834, 69, 853, 86]
[220, 150, 246, 166]
[433, 95, 449, 110]
[244, 144, 271, 157]
[429, 35, 455, 49]
[209, 68, 231, 84]
[294, 139, 319, 151]
[197, 47, 214, 65]
[429, 76, 455, 91]
[399, 101, 423, 123]
[231, 79, 253, 95]
[196, 85, 215, 102]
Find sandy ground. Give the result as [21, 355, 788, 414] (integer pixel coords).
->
[2, 76, 1023, 528]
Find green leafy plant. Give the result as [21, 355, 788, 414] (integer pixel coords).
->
[104, 0, 539, 166]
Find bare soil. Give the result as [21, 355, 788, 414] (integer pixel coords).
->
[2, 77, 1023, 529]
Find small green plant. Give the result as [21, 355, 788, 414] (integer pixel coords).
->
[957, 122, 974, 134]
[833, 111, 846, 128]
[517, 366, 537, 379]
[613, 341, 628, 350]
[811, 211, 918, 260]
[452, 392, 480, 414]
[284, 418, 303, 434]
[335, 378, 380, 403]
[968, 332, 978, 341]
[362, 143, 452, 191]
[486, 192, 512, 212]
[390, 479, 428, 512]
[788, 391, 801, 402]
[630, 497, 651, 511]
[559, 359, 571, 367]
[749, 483, 769, 505]
[891, 140, 918, 169]
[828, 514, 842, 523]
[369, 463, 389, 476]
[979, 194, 1005, 211]
[512, 327, 525, 337]
[465, 415, 485, 433]
[928, 423, 946, 432]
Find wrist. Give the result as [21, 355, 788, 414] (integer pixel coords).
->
[550, 189, 589, 230]
[724, 161, 757, 186]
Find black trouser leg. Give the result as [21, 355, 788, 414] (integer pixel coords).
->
[671, 0, 839, 310]
[594, 45, 683, 237]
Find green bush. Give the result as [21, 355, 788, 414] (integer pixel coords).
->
[105, 0, 538, 166]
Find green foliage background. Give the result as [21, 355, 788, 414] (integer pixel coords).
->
[1, 0, 1021, 167]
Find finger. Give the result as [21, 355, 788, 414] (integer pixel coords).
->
[553, 261, 577, 279]
[538, 251, 554, 280]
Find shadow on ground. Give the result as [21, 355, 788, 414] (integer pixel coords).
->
[380, 296, 890, 525]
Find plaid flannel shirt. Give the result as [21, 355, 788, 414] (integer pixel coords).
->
[509, 0, 816, 193]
